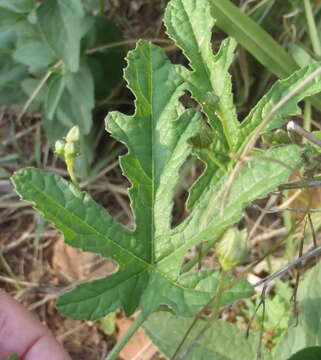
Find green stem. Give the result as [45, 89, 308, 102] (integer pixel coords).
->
[105, 311, 147, 360]
[66, 155, 79, 189]
[304, 0, 321, 56]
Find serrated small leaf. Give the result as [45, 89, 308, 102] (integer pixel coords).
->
[37, 0, 84, 72]
[165, 0, 321, 214]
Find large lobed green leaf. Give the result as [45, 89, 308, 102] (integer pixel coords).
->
[12, 40, 255, 320]
[12, 0, 320, 322]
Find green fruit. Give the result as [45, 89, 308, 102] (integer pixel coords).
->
[216, 227, 248, 271]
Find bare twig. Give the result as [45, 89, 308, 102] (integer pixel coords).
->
[253, 244, 321, 288]
[287, 120, 321, 148]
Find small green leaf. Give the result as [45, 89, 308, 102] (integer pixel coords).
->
[0, 55, 27, 105]
[37, 0, 84, 72]
[21, 78, 47, 107]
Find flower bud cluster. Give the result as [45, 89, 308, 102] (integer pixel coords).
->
[54, 126, 80, 157]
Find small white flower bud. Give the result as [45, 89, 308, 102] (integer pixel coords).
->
[55, 139, 66, 155]
[66, 126, 80, 142]
[64, 141, 77, 156]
